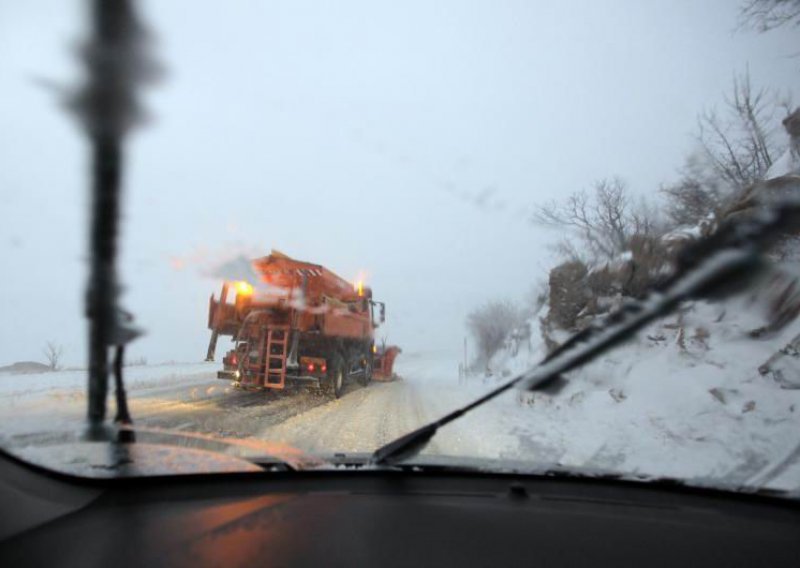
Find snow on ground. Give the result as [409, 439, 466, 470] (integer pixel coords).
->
[2, 309, 800, 497]
[0, 362, 218, 399]
[0, 362, 220, 438]
[475, 297, 800, 493]
[252, 351, 527, 459]
[766, 144, 800, 179]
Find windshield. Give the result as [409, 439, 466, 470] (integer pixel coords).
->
[2, 0, 800, 495]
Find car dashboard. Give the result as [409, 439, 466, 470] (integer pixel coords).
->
[1, 449, 799, 567]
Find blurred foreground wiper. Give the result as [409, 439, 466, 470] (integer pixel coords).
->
[64, 0, 161, 439]
[372, 183, 800, 466]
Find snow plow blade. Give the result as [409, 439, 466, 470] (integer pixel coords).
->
[373, 346, 401, 381]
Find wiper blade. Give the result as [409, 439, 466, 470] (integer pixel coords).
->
[67, 0, 160, 440]
[372, 190, 800, 466]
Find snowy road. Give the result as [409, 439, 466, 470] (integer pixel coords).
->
[0, 352, 534, 475]
[2, 348, 800, 494]
[0, 354, 503, 460]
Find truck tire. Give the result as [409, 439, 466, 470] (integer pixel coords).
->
[359, 357, 372, 387]
[324, 353, 345, 399]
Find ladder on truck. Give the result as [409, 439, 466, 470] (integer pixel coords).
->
[262, 326, 289, 388]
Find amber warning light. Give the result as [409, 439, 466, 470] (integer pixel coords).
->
[234, 281, 254, 296]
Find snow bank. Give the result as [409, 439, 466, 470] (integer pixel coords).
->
[474, 298, 800, 493]
[766, 145, 800, 179]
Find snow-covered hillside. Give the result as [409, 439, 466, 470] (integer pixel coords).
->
[484, 297, 800, 493]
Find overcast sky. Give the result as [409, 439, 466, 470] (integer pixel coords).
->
[1, 1, 799, 367]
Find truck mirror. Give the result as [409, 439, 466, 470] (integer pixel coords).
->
[380, 304, 386, 323]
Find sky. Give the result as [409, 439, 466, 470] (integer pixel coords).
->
[1, 0, 799, 367]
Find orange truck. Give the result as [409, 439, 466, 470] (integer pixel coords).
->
[206, 251, 394, 397]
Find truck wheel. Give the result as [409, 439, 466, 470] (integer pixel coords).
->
[359, 358, 372, 387]
[325, 354, 345, 399]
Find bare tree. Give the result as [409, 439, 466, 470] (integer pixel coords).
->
[661, 152, 729, 226]
[466, 300, 523, 364]
[662, 178, 720, 226]
[663, 73, 790, 226]
[697, 72, 786, 190]
[533, 178, 658, 262]
[43, 341, 64, 371]
[740, 0, 800, 32]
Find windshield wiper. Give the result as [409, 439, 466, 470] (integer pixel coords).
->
[66, 0, 160, 440]
[372, 188, 800, 465]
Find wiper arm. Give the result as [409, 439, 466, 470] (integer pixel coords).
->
[372, 190, 800, 466]
[67, 0, 160, 439]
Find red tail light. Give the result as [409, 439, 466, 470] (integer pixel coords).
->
[231, 355, 238, 366]
[321, 364, 327, 372]
[307, 363, 315, 372]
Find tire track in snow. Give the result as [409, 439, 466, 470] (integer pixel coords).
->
[255, 381, 422, 454]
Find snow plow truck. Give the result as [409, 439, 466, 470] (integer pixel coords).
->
[206, 251, 396, 397]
